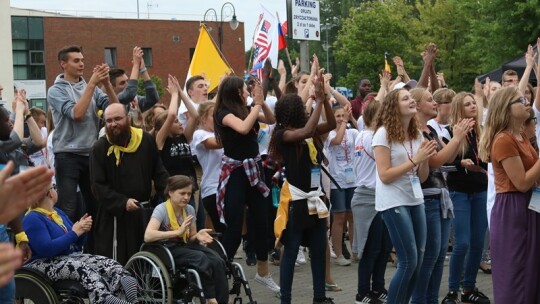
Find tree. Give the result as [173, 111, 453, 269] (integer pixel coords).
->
[137, 75, 164, 97]
[334, 0, 421, 91]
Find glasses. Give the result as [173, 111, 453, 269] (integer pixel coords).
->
[509, 97, 528, 106]
[105, 116, 126, 125]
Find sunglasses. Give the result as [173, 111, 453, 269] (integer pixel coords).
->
[509, 97, 528, 106]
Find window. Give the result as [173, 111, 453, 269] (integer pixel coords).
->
[105, 48, 117, 67]
[142, 48, 153, 67]
[13, 51, 28, 65]
[11, 17, 28, 39]
[30, 51, 44, 65]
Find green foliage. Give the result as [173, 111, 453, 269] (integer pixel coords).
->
[325, 0, 540, 93]
[137, 75, 164, 97]
[334, 0, 420, 90]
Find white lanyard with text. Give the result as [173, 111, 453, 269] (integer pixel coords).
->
[403, 139, 423, 198]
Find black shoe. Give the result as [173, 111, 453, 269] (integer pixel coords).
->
[461, 288, 490, 304]
[441, 291, 459, 304]
[355, 293, 383, 304]
[342, 240, 351, 259]
[313, 297, 335, 304]
[370, 289, 388, 303]
[246, 251, 256, 266]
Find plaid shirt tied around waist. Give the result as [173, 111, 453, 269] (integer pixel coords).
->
[216, 155, 270, 224]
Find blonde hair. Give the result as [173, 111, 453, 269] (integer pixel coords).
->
[478, 87, 520, 162]
[450, 92, 481, 156]
[432, 88, 456, 104]
[198, 101, 215, 125]
[374, 89, 420, 143]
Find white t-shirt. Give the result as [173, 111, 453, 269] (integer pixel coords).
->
[353, 129, 377, 189]
[372, 127, 425, 211]
[357, 116, 366, 132]
[178, 102, 201, 129]
[427, 119, 451, 142]
[325, 128, 359, 189]
[191, 129, 223, 199]
[533, 106, 540, 143]
[29, 127, 48, 166]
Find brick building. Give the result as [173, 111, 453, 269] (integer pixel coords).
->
[10, 9, 245, 110]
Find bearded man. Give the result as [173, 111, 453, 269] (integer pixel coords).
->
[90, 103, 168, 264]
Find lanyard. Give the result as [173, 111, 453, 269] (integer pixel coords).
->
[466, 131, 480, 165]
[402, 139, 417, 175]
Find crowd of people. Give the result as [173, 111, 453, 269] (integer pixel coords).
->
[0, 37, 539, 304]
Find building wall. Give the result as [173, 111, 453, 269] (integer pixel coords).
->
[1, 2, 14, 106]
[43, 17, 245, 95]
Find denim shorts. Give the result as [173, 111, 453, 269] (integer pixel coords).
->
[330, 187, 355, 212]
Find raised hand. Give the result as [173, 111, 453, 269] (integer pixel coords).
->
[167, 74, 179, 95]
[277, 59, 286, 76]
[415, 140, 438, 163]
[132, 46, 143, 67]
[379, 70, 391, 88]
[452, 118, 474, 140]
[291, 57, 300, 78]
[263, 58, 273, 80]
[251, 80, 264, 106]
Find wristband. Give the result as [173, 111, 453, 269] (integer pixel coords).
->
[24, 113, 32, 121]
[15, 232, 29, 245]
[139, 67, 147, 74]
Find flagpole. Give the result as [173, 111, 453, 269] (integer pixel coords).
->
[276, 12, 293, 71]
[248, 14, 264, 72]
[201, 23, 236, 76]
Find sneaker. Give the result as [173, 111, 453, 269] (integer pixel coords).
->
[441, 291, 460, 304]
[254, 273, 280, 293]
[246, 251, 256, 266]
[269, 248, 281, 266]
[355, 293, 383, 304]
[296, 247, 307, 265]
[370, 290, 388, 303]
[329, 244, 337, 259]
[342, 241, 351, 259]
[313, 296, 335, 304]
[461, 288, 490, 304]
[334, 254, 351, 266]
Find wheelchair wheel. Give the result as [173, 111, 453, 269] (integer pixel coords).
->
[126, 251, 173, 304]
[15, 270, 59, 304]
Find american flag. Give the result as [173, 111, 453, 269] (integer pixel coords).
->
[252, 20, 273, 80]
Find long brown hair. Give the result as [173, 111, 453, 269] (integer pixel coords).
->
[374, 89, 420, 143]
[478, 87, 520, 162]
[213, 76, 249, 144]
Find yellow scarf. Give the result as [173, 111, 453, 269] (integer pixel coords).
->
[27, 207, 68, 232]
[305, 138, 318, 165]
[165, 199, 189, 243]
[106, 127, 143, 166]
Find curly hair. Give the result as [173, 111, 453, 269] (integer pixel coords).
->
[268, 94, 312, 163]
[374, 88, 420, 143]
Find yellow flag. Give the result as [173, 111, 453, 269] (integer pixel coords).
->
[384, 57, 391, 73]
[187, 25, 234, 92]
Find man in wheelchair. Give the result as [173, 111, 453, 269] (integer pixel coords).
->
[144, 175, 228, 304]
[22, 183, 140, 304]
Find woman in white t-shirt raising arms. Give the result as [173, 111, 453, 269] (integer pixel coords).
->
[372, 88, 437, 304]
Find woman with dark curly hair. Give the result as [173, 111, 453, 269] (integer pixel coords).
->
[372, 88, 437, 304]
[270, 66, 336, 304]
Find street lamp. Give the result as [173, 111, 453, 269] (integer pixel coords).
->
[203, 2, 239, 51]
[321, 24, 332, 73]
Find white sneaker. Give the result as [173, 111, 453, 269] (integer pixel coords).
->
[334, 255, 351, 266]
[296, 247, 307, 265]
[330, 245, 337, 259]
[254, 273, 280, 293]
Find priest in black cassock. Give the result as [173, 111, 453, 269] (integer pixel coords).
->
[90, 103, 169, 265]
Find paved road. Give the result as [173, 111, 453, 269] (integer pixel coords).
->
[233, 252, 493, 304]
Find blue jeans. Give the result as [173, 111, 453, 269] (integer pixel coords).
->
[357, 213, 392, 297]
[448, 191, 487, 291]
[0, 225, 15, 304]
[280, 214, 327, 304]
[411, 198, 451, 304]
[382, 204, 427, 304]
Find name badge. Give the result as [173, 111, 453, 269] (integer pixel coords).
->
[410, 175, 423, 199]
[344, 167, 355, 184]
[529, 188, 540, 213]
[311, 166, 321, 189]
[257, 130, 266, 143]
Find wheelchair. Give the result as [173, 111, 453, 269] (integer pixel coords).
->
[125, 239, 258, 304]
[14, 267, 88, 304]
